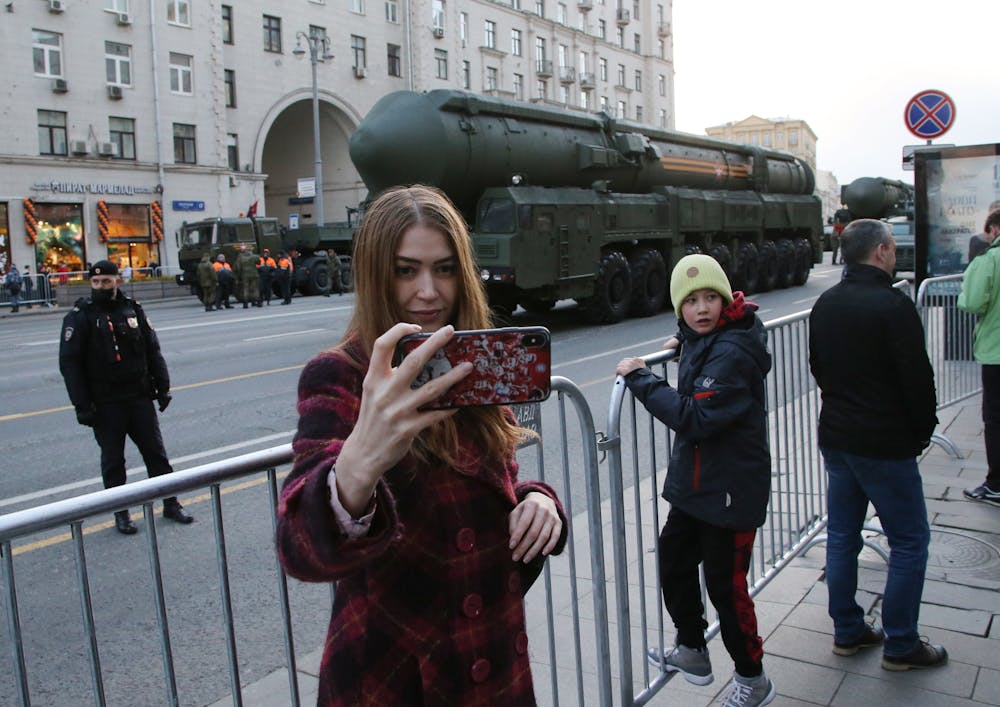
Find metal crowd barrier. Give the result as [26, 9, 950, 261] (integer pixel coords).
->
[603, 311, 831, 705]
[0, 377, 611, 707]
[0, 277, 55, 310]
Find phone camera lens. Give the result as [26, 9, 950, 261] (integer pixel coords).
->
[522, 334, 545, 347]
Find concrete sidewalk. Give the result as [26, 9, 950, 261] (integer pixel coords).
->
[213, 395, 1000, 706]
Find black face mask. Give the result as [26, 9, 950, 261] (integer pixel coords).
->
[91, 288, 115, 305]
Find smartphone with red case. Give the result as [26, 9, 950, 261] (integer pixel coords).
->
[395, 327, 551, 409]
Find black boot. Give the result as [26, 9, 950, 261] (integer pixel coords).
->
[205, 305, 213, 312]
[163, 497, 194, 524]
[115, 510, 137, 535]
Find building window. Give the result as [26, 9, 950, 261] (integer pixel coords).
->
[634, 33, 640, 54]
[599, 57, 607, 82]
[511, 0, 521, 8]
[309, 25, 328, 43]
[110, 116, 136, 160]
[578, 50, 588, 73]
[173, 123, 196, 163]
[484, 20, 496, 49]
[460, 12, 468, 43]
[557, 2, 566, 24]
[750, 133, 759, 146]
[600, 95, 609, 113]
[105, 42, 132, 86]
[537, 79, 547, 100]
[616, 100, 626, 119]
[385, 0, 398, 23]
[105, 0, 128, 11]
[776, 131, 784, 145]
[432, 0, 445, 33]
[434, 48, 448, 79]
[388, 44, 401, 76]
[657, 39, 664, 59]
[227, 134, 239, 171]
[558, 44, 568, 69]
[616, 27, 623, 48]
[166, 0, 190, 26]
[598, 19, 606, 40]
[635, 105, 643, 122]
[169, 52, 193, 95]
[658, 108, 666, 128]
[616, 63, 625, 87]
[32, 30, 62, 77]
[511, 29, 522, 56]
[788, 129, 798, 146]
[351, 35, 367, 69]
[535, 36, 546, 62]
[634, 69, 641, 91]
[222, 5, 233, 44]
[486, 66, 498, 91]
[763, 133, 772, 147]
[224, 69, 236, 107]
[462, 60, 470, 89]
[263, 15, 282, 53]
[535, 0, 544, 16]
[513, 73, 523, 100]
[658, 74, 665, 97]
[38, 110, 67, 156]
[559, 85, 569, 104]
[579, 91, 590, 110]
[351, 0, 365, 14]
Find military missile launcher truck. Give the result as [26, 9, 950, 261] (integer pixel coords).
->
[175, 217, 353, 297]
[349, 89, 822, 322]
[838, 177, 915, 271]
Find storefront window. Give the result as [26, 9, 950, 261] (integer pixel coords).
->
[0, 203, 10, 274]
[34, 202, 85, 277]
[105, 203, 160, 276]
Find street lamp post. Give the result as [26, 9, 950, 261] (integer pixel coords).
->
[292, 31, 333, 228]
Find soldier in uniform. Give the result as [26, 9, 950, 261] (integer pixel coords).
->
[235, 246, 261, 308]
[256, 248, 276, 306]
[59, 260, 194, 535]
[324, 248, 342, 297]
[196, 253, 217, 312]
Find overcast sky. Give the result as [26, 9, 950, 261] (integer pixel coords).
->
[670, 0, 997, 187]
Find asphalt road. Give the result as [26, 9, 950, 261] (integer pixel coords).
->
[0, 264, 845, 706]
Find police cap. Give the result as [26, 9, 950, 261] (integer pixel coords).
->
[89, 260, 119, 277]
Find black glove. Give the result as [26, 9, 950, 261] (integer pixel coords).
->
[75, 405, 96, 427]
[157, 393, 172, 413]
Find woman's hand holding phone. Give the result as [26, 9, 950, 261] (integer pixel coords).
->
[335, 323, 472, 515]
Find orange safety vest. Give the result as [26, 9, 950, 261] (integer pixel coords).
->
[278, 257, 293, 272]
[257, 256, 276, 269]
[212, 261, 232, 272]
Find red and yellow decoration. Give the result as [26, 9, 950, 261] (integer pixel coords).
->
[23, 198, 37, 244]
[151, 200, 163, 242]
[97, 199, 110, 243]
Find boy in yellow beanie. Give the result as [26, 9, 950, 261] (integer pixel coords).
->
[616, 253, 775, 707]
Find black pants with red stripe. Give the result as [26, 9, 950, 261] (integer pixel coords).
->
[658, 506, 764, 678]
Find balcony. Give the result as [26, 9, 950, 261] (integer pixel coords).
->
[616, 8, 630, 25]
[657, 22, 671, 37]
[536, 59, 553, 77]
[577, 0, 592, 10]
[558, 66, 576, 84]
[579, 72, 595, 90]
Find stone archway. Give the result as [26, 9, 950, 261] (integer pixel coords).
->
[260, 95, 364, 227]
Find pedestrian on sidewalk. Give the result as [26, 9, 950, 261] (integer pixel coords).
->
[58, 260, 194, 534]
[957, 207, 1000, 506]
[810, 218, 948, 671]
[275, 185, 567, 706]
[616, 253, 776, 707]
[5, 263, 23, 312]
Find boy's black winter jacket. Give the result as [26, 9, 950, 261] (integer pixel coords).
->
[623, 311, 772, 529]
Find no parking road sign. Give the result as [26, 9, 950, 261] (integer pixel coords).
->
[905, 90, 955, 140]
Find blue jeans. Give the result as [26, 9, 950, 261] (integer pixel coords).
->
[821, 447, 930, 656]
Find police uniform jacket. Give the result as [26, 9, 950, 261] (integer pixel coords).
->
[810, 263, 937, 458]
[59, 292, 169, 407]
[276, 342, 568, 707]
[623, 300, 773, 529]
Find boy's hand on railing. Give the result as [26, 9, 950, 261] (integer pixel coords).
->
[615, 357, 645, 378]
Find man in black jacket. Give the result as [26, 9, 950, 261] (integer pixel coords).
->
[59, 260, 193, 535]
[810, 219, 946, 671]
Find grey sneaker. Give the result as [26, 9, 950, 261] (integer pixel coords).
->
[963, 483, 1000, 506]
[647, 644, 714, 685]
[720, 674, 775, 707]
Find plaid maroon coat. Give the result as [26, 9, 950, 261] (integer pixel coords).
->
[276, 346, 568, 706]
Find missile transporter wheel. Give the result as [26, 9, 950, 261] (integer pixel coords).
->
[756, 241, 779, 292]
[583, 251, 632, 323]
[792, 238, 812, 286]
[309, 262, 330, 296]
[775, 238, 795, 289]
[736, 242, 760, 294]
[628, 248, 667, 317]
[707, 244, 733, 281]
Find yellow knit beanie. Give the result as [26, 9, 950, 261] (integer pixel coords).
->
[669, 254, 734, 317]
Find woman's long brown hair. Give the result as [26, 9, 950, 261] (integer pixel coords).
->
[339, 184, 524, 468]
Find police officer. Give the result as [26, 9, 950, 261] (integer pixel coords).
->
[59, 260, 193, 535]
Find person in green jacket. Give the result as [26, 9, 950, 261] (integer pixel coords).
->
[957, 207, 1000, 506]
[196, 253, 217, 312]
[235, 246, 261, 308]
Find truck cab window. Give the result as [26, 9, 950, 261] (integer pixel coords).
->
[477, 198, 516, 233]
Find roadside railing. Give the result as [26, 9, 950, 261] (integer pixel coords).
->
[0, 277, 55, 310]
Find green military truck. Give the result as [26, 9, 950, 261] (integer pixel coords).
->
[175, 216, 353, 297]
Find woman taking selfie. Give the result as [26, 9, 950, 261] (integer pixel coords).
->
[276, 185, 566, 706]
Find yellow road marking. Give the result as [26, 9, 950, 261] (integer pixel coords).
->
[0, 364, 305, 423]
[11, 471, 290, 556]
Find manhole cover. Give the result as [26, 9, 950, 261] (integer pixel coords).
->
[876, 530, 1000, 569]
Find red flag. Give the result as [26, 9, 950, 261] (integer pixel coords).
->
[247, 200, 258, 217]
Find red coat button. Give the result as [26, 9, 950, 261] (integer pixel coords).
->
[515, 631, 529, 655]
[470, 658, 491, 683]
[507, 571, 522, 594]
[462, 593, 483, 618]
[456, 528, 476, 552]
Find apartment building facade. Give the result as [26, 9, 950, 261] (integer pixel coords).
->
[0, 0, 674, 274]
